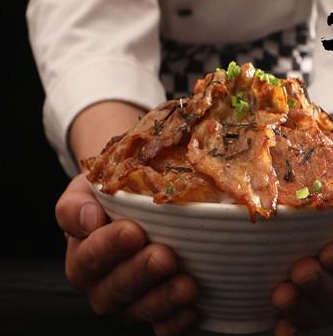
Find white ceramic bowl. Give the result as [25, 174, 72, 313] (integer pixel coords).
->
[92, 185, 333, 335]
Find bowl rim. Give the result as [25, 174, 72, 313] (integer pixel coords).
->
[91, 184, 333, 220]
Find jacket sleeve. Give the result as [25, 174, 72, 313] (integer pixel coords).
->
[26, 0, 165, 176]
[308, 0, 333, 114]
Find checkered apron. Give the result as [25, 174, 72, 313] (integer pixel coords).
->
[160, 23, 314, 100]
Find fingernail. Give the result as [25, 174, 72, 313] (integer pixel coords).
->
[298, 271, 320, 291]
[80, 202, 99, 233]
[277, 298, 297, 312]
[320, 253, 333, 270]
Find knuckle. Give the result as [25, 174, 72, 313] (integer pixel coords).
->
[88, 285, 121, 315]
[55, 197, 69, 227]
[64, 260, 76, 286]
[74, 230, 108, 281]
[293, 257, 319, 270]
[55, 193, 81, 235]
[78, 230, 103, 274]
[65, 259, 82, 290]
[177, 308, 197, 329]
[291, 257, 320, 284]
[108, 273, 137, 306]
[319, 242, 333, 269]
[160, 309, 196, 336]
[145, 244, 177, 277]
[271, 281, 297, 309]
[88, 292, 108, 315]
[125, 302, 154, 322]
[114, 220, 146, 243]
[88, 227, 121, 270]
[154, 319, 180, 336]
[169, 275, 198, 304]
[153, 308, 197, 336]
[117, 228, 146, 253]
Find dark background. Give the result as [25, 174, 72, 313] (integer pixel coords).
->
[1, 1, 69, 259]
[0, 3, 154, 335]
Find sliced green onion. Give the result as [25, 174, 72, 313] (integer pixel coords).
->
[230, 95, 238, 107]
[296, 187, 310, 200]
[230, 93, 245, 108]
[288, 98, 297, 108]
[313, 180, 322, 193]
[226, 61, 241, 81]
[165, 185, 174, 195]
[255, 69, 280, 87]
[215, 67, 224, 72]
[231, 93, 249, 120]
[255, 69, 265, 80]
[236, 100, 249, 120]
[268, 75, 280, 86]
[236, 92, 245, 99]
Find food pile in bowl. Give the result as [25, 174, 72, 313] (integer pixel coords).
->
[84, 61, 333, 222]
[84, 62, 333, 334]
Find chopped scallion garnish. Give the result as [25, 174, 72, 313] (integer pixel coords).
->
[255, 69, 264, 79]
[296, 187, 310, 200]
[313, 180, 322, 193]
[236, 101, 249, 120]
[236, 92, 245, 99]
[269, 75, 280, 86]
[288, 98, 297, 108]
[165, 185, 174, 195]
[215, 67, 224, 72]
[231, 95, 238, 107]
[226, 61, 241, 81]
[255, 69, 280, 87]
[231, 93, 249, 120]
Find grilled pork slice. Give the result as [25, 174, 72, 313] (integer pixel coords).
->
[84, 61, 333, 220]
[187, 119, 278, 221]
[84, 99, 197, 193]
[84, 82, 216, 196]
[83, 65, 226, 196]
[270, 76, 333, 208]
[150, 146, 222, 203]
[271, 125, 333, 208]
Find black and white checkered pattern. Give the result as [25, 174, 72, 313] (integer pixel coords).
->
[160, 23, 314, 100]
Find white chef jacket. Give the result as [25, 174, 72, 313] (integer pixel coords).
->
[26, 0, 333, 177]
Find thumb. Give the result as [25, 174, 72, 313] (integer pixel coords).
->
[56, 173, 108, 239]
[274, 318, 307, 336]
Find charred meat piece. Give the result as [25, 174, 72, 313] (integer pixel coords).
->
[271, 125, 333, 208]
[84, 61, 333, 221]
[187, 119, 278, 221]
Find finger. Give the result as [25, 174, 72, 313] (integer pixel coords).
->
[319, 241, 333, 271]
[88, 244, 177, 314]
[152, 308, 197, 336]
[125, 274, 197, 322]
[274, 318, 308, 336]
[65, 220, 146, 289]
[56, 173, 108, 238]
[291, 257, 333, 316]
[271, 281, 330, 329]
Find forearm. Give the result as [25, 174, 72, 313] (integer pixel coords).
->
[69, 101, 145, 171]
[27, 0, 164, 177]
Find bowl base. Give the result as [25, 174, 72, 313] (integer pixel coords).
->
[196, 316, 276, 335]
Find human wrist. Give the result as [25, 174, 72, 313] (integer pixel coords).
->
[69, 100, 145, 171]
